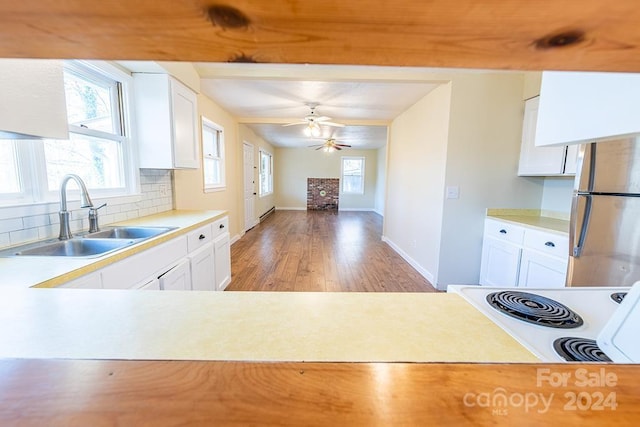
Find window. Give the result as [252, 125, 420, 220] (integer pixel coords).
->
[202, 117, 225, 191]
[45, 62, 127, 192]
[341, 156, 365, 194]
[259, 149, 273, 196]
[0, 60, 135, 206]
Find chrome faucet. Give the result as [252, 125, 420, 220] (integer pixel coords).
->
[58, 174, 94, 240]
[88, 203, 107, 233]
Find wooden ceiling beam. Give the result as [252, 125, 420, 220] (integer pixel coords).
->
[1, 1, 639, 71]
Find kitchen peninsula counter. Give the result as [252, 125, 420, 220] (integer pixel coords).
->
[0, 289, 538, 363]
[0, 210, 227, 289]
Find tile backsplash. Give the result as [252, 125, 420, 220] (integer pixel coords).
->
[0, 170, 173, 250]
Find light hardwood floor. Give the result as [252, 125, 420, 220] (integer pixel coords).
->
[228, 210, 437, 292]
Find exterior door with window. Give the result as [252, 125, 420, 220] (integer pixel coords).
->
[243, 143, 256, 232]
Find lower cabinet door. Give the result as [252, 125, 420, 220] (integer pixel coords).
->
[518, 249, 568, 288]
[214, 232, 231, 291]
[136, 278, 161, 290]
[189, 243, 216, 291]
[479, 237, 521, 287]
[158, 259, 192, 291]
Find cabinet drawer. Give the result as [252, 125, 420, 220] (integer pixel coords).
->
[523, 229, 569, 259]
[484, 219, 525, 244]
[212, 216, 229, 239]
[187, 223, 214, 252]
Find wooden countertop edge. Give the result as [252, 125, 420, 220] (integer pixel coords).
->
[31, 210, 228, 288]
[1, 359, 637, 425]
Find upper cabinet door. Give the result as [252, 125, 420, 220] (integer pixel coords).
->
[535, 71, 640, 147]
[0, 59, 69, 139]
[170, 78, 199, 168]
[134, 73, 199, 169]
[517, 96, 565, 176]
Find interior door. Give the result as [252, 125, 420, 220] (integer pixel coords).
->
[243, 142, 256, 232]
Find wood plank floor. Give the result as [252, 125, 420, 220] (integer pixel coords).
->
[228, 210, 437, 292]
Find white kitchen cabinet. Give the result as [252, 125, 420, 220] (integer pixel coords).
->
[479, 218, 568, 288]
[214, 232, 231, 291]
[136, 278, 161, 290]
[101, 235, 188, 289]
[535, 71, 640, 147]
[133, 73, 199, 169]
[518, 250, 568, 288]
[159, 259, 191, 291]
[58, 271, 103, 289]
[189, 243, 216, 291]
[0, 59, 69, 139]
[479, 238, 522, 287]
[517, 96, 577, 176]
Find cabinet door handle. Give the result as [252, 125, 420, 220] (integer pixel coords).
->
[545, 241, 555, 248]
[499, 229, 507, 234]
[199, 234, 206, 240]
[219, 224, 225, 229]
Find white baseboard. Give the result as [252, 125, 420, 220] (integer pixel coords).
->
[275, 207, 306, 211]
[373, 209, 384, 217]
[230, 233, 242, 245]
[381, 236, 435, 284]
[338, 208, 376, 212]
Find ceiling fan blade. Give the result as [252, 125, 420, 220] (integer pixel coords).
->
[315, 146, 324, 150]
[335, 144, 352, 147]
[335, 146, 343, 150]
[282, 121, 307, 127]
[308, 144, 324, 147]
[323, 121, 345, 127]
[314, 116, 332, 122]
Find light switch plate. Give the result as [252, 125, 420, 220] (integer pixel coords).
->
[446, 186, 460, 199]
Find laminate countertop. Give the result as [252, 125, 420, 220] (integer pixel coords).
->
[0, 210, 227, 289]
[486, 209, 570, 234]
[0, 289, 539, 363]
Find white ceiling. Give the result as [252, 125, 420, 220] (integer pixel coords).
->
[195, 64, 440, 149]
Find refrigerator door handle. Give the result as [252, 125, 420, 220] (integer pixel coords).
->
[570, 193, 592, 258]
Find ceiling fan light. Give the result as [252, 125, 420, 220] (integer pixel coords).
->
[303, 125, 313, 137]
[310, 124, 321, 137]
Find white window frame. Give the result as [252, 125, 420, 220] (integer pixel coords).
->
[0, 60, 138, 207]
[259, 148, 273, 197]
[201, 116, 225, 192]
[341, 156, 365, 195]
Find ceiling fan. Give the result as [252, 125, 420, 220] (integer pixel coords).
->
[283, 103, 344, 137]
[309, 138, 352, 152]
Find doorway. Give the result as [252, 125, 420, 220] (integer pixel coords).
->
[243, 142, 257, 232]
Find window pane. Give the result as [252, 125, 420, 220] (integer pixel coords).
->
[44, 133, 123, 191]
[204, 158, 221, 186]
[64, 70, 117, 134]
[0, 140, 21, 193]
[343, 176, 362, 193]
[203, 127, 219, 158]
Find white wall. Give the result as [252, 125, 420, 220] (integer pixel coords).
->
[385, 83, 452, 283]
[541, 177, 574, 213]
[274, 148, 379, 210]
[436, 73, 544, 288]
[374, 146, 387, 216]
[385, 72, 545, 290]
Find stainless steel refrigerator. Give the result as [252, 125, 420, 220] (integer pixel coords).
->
[568, 137, 640, 287]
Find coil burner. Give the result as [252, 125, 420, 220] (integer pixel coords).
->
[486, 291, 584, 329]
[553, 337, 612, 362]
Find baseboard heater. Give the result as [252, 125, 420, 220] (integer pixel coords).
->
[259, 206, 276, 222]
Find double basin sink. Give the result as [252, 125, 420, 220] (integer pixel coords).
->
[0, 226, 177, 258]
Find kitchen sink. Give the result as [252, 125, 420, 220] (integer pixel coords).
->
[7, 238, 136, 258]
[83, 226, 176, 240]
